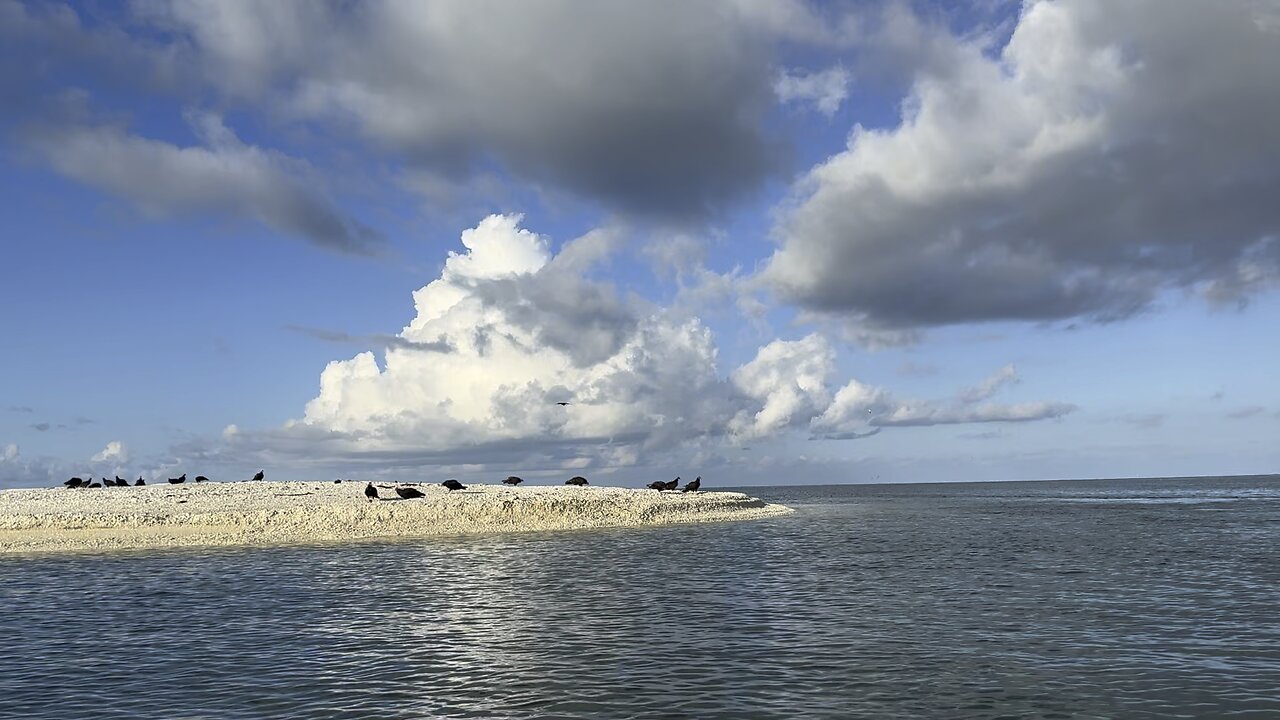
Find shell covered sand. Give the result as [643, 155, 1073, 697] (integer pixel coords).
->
[0, 481, 793, 554]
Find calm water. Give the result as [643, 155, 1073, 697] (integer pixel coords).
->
[2, 476, 1278, 719]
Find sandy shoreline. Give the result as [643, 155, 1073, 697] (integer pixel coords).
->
[0, 481, 793, 555]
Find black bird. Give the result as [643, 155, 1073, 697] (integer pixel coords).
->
[646, 480, 666, 491]
[662, 477, 679, 491]
[441, 479, 466, 491]
[252, 470, 265, 482]
[554, 402, 571, 406]
[99, 477, 113, 487]
[503, 475, 523, 486]
[364, 483, 378, 501]
[87, 481, 102, 488]
[113, 475, 126, 486]
[195, 475, 209, 483]
[565, 476, 588, 486]
[681, 476, 701, 493]
[135, 477, 145, 486]
[395, 486, 426, 499]
[334, 479, 342, 483]
[64, 477, 85, 488]
[168, 474, 186, 485]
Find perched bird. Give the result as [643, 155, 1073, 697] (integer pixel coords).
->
[64, 477, 85, 488]
[503, 476, 524, 486]
[252, 470, 265, 482]
[566, 476, 589, 486]
[195, 475, 209, 483]
[395, 486, 426, 499]
[364, 483, 379, 501]
[681, 476, 701, 493]
[135, 477, 145, 486]
[662, 478, 679, 491]
[441, 479, 466, 491]
[646, 481, 666, 491]
[87, 481, 102, 488]
[334, 479, 342, 484]
[114, 475, 127, 486]
[168, 474, 186, 485]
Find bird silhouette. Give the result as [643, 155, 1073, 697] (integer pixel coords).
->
[503, 475, 524, 486]
[646, 480, 666, 491]
[364, 483, 379, 501]
[395, 486, 426, 499]
[135, 477, 145, 486]
[252, 470, 265, 482]
[168, 474, 186, 484]
[114, 475, 127, 486]
[681, 476, 701, 492]
[195, 475, 209, 483]
[64, 477, 85, 488]
[441, 479, 466, 491]
[565, 476, 588, 486]
[662, 477, 679, 491]
[87, 481, 102, 488]
[554, 401, 571, 406]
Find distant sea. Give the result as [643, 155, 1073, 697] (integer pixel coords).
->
[2, 476, 1278, 719]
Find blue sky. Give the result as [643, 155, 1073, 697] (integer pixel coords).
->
[2, 0, 1278, 487]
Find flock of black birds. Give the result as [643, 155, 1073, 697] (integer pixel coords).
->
[61, 469, 704, 498]
[62, 470, 266, 489]
[361, 474, 703, 501]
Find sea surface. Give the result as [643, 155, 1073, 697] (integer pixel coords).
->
[2, 476, 1278, 719]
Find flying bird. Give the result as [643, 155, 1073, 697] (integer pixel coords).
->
[554, 401, 571, 406]
[394, 486, 426, 499]
[364, 483, 379, 501]
[441, 479, 466, 491]
[503, 476, 524, 486]
[252, 470, 265, 482]
[681, 477, 701, 493]
[565, 476, 588, 486]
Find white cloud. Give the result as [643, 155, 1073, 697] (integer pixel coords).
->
[91, 441, 128, 464]
[774, 65, 851, 116]
[767, 0, 1280, 331]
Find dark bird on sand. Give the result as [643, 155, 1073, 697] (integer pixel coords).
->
[662, 478, 679, 491]
[135, 477, 145, 486]
[104, 477, 119, 487]
[566, 476, 589, 486]
[87, 481, 102, 488]
[252, 470, 265, 482]
[64, 477, 85, 488]
[334, 479, 342, 483]
[681, 476, 701, 492]
[168, 474, 186, 485]
[395, 486, 426, 499]
[114, 475, 127, 486]
[503, 475, 523, 486]
[646, 481, 666, 491]
[195, 475, 209, 483]
[364, 483, 379, 501]
[441, 479, 466, 491]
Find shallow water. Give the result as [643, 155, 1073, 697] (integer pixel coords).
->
[2, 476, 1278, 719]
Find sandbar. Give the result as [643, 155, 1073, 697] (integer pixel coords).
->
[0, 481, 792, 555]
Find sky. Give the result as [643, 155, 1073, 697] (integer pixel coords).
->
[1, 0, 1278, 488]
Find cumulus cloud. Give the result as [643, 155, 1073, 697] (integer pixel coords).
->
[91, 441, 129, 464]
[202, 215, 1072, 474]
[28, 111, 378, 254]
[0, 444, 59, 488]
[774, 65, 851, 116]
[767, 0, 1280, 331]
[121, 0, 834, 220]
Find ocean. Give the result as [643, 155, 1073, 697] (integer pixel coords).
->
[1, 476, 1277, 719]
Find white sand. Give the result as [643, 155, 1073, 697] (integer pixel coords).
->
[0, 481, 792, 554]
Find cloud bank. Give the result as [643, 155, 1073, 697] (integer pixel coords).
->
[767, 0, 1280, 330]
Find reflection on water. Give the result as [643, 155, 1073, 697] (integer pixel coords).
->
[1, 476, 1278, 719]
